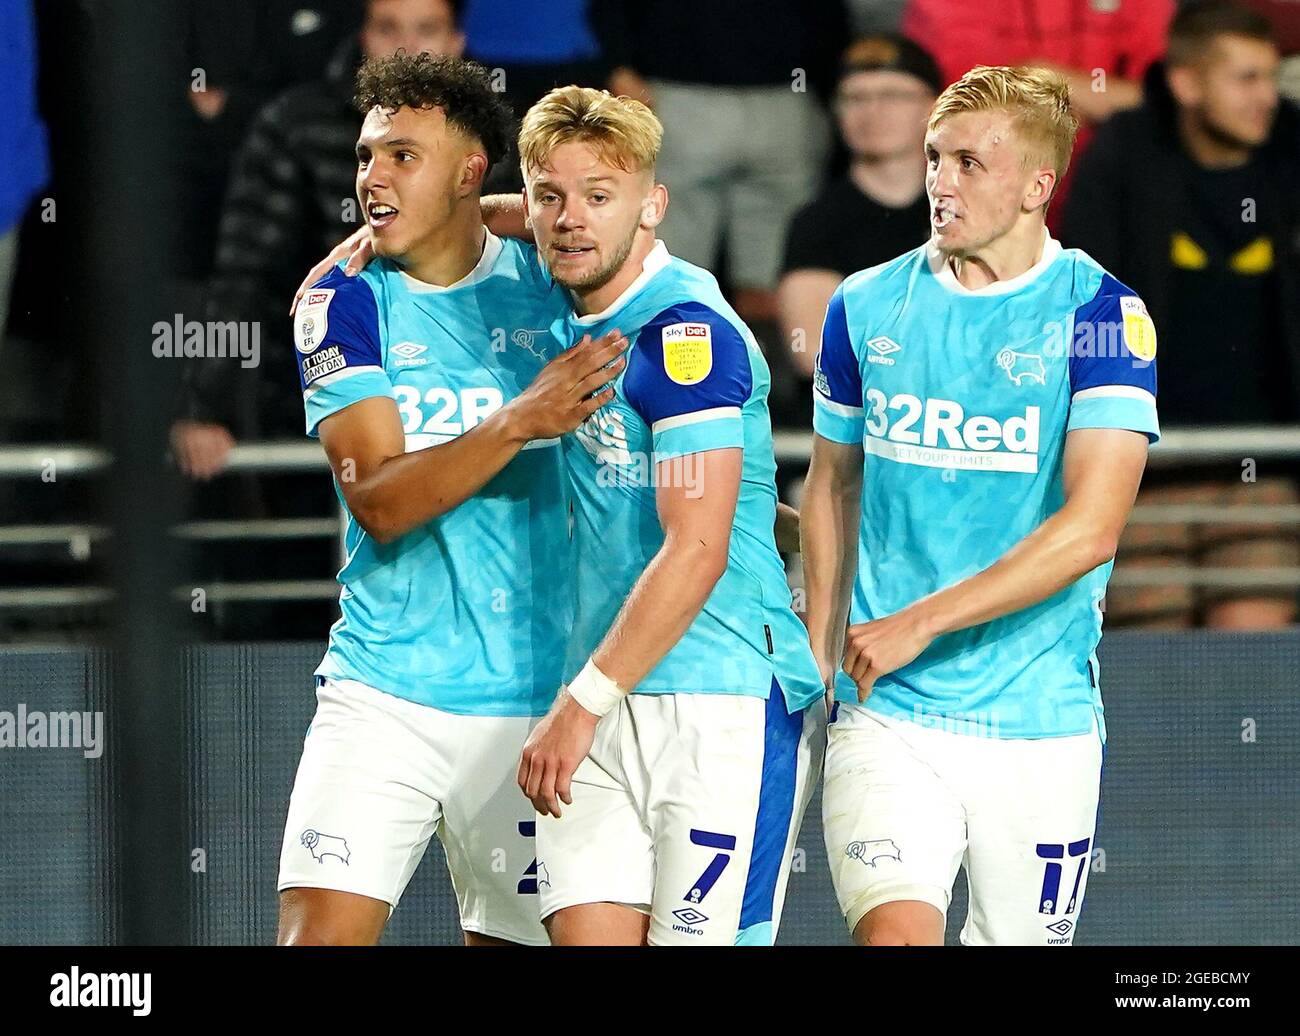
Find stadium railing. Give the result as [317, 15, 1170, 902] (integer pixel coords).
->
[1, 426, 1299, 612]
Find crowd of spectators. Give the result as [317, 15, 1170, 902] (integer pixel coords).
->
[2, 0, 1298, 633]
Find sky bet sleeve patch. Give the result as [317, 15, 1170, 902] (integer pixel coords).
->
[661, 322, 713, 385]
[1120, 295, 1157, 362]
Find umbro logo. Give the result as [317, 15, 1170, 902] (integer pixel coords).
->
[867, 335, 901, 366]
[391, 341, 428, 367]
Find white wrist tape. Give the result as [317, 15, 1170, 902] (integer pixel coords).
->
[566, 658, 627, 717]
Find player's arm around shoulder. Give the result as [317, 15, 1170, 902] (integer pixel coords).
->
[302, 271, 627, 543]
[291, 194, 531, 313]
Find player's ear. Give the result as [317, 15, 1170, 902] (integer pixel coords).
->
[1024, 168, 1055, 214]
[640, 182, 668, 228]
[521, 186, 533, 230]
[461, 152, 489, 195]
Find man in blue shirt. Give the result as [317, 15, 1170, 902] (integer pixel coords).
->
[277, 54, 623, 947]
[803, 65, 1158, 946]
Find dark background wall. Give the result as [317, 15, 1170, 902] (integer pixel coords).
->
[1, 632, 1297, 945]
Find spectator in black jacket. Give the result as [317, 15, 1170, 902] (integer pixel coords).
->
[1061, 0, 1300, 629]
[171, 0, 464, 478]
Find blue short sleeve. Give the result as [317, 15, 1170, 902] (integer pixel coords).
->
[295, 268, 393, 437]
[1067, 274, 1160, 443]
[812, 286, 865, 444]
[622, 302, 750, 460]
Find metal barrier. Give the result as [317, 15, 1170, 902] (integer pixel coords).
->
[1, 426, 1298, 611]
[2, 632, 1297, 944]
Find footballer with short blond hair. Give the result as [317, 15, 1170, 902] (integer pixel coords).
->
[803, 65, 1159, 945]
[514, 86, 826, 947]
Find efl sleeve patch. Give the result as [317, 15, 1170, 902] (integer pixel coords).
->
[295, 288, 334, 354]
[296, 271, 392, 437]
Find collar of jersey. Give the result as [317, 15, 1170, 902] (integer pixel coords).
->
[570, 239, 671, 325]
[927, 228, 1062, 297]
[398, 228, 502, 293]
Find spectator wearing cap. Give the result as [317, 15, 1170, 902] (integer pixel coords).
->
[1061, 1, 1300, 629]
[777, 35, 938, 388]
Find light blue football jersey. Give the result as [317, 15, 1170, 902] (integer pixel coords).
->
[294, 232, 574, 716]
[555, 241, 824, 713]
[813, 233, 1160, 740]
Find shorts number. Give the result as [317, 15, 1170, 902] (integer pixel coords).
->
[684, 829, 737, 905]
[1036, 838, 1090, 915]
[517, 820, 540, 895]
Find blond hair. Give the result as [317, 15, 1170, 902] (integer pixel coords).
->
[929, 65, 1079, 186]
[518, 86, 663, 174]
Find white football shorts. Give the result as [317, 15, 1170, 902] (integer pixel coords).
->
[277, 676, 547, 945]
[822, 702, 1103, 945]
[535, 685, 826, 946]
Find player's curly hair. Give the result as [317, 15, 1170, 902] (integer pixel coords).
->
[929, 65, 1079, 188]
[355, 52, 514, 170]
[518, 86, 662, 175]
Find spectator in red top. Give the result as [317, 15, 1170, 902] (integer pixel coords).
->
[1241, 0, 1300, 53]
[901, 0, 1176, 218]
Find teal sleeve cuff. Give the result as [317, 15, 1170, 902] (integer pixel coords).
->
[813, 394, 865, 445]
[650, 411, 744, 460]
[1067, 395, 1160, 444]
[304, 370, 395, 437]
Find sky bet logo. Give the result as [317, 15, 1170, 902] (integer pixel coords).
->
[864, 390, 1040, 473]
